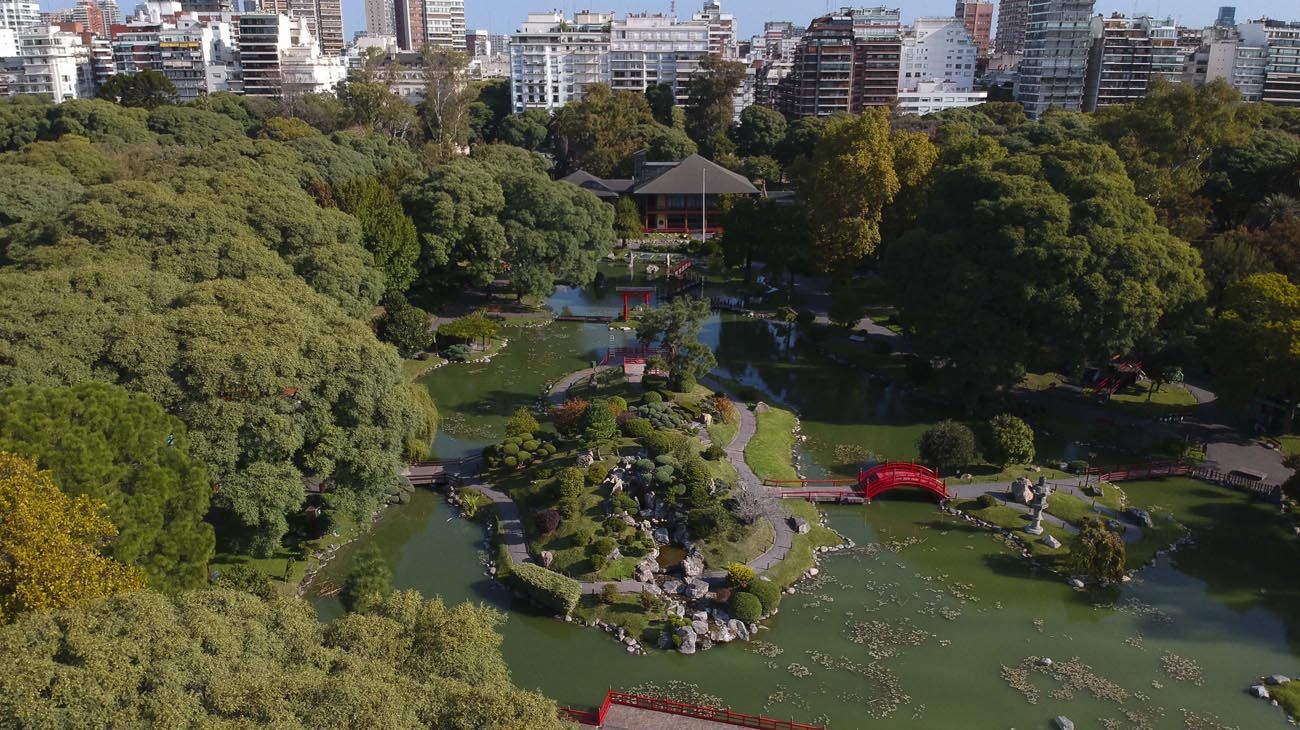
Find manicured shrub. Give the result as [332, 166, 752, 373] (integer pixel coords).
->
[634, 459, 655, 473]
[654, 454, 680, 467]
[510, 562, 582, 614]
[674, 374, 697, 393]
[600, 583, 619, 604]
[976, 494, 997, 509]
[652, 465, 675, 485]
[589, 553, 607, 571]
[444, 344, 472, 362]
[589, 537, 617, 557]
[643, 391, 663, 404]
[559, 467, 585, 517]
[729, 591, 762, 622]
[516, 451, 533, 464]
[606, 396, 628, 416]
[502, 442, 520, 456]
[542, 443, 557, 455]
[703, 445, 727, 461]
[505, 406, 539, 437]
[572, 525, 595, 546]
[985, 413, 1036, 467]
[535, 509, 561, 535]
[585, 461, 612, 487]
[746, 578, 782, 613]
[916, 420, 977, 474]
[687, 504, 730, 539]
[622, 417, 654, 438]
[613, 493, 638, 514]
[726, 562, 755, 587]
[502, 456, 518, 468]
[523, 439, 541, 452]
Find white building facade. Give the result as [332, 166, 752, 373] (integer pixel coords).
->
[509, 12, 610, 113]
[13, 25, 94, 100]
[609, 14, 709, 104]
[896, 17, 985, 114]
[0, 0, 39, 30]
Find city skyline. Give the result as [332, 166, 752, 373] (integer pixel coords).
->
[28, 0, 1300, 44]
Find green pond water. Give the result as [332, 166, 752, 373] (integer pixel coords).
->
[313, 275, 1300, 729]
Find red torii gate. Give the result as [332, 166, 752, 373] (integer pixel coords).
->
[616, 286, 655, 321]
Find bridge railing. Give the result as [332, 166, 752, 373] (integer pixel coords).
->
[603, 691, 826, 730]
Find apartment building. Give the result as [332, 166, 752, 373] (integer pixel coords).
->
[777, 7, 902, 118]
[12, 24, 94, 100]
[954, 1, 993, 57]
[995, 0, 1030, 57]
[692, 1, 736, 60]
[897, 16, 984, 115]
[1261, 20, 1300, 106]
[609, 13, 709, 104]
[1016, 0, 1096, 118]
[509, 11, 610, 113]
[0, 0, 39, 30]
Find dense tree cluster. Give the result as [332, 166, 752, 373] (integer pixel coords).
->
[0, 589, 562, 728]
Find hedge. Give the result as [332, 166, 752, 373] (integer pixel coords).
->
[729, 591, 762, 622]
[746, 578, 782, 612]
[510, 562, 582, 614]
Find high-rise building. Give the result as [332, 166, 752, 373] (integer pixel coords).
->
[897, 16, 985, 114]
[420, 0, 463, 50]
[995, 0, 1030, 56]
[1216, 7, 1237, 29]
[157, 17, 237, 99]
[1016, 0, 1096, 118]
[954, 1, 993, 57]
[1198, 22, 1266, 101]
[364, 0, 394, 37]
[509, 11, 611, 113]
[313, 0, 342, 54]
[779, 7, 901, 118]
[238, 12, 291, 96]
[0, 0, 40, 30]
[609, 13, 709, 104]
[1083, 14, 1153, 111]
[1261, 19, 1300, 106]
[761, 20, 803, 60]
[692, 1, 736, 59]
[99, 0, 119, 28]
[465, 28, 488, 56]
[72, 1, 105, 36]
[13, 24, 94, 99]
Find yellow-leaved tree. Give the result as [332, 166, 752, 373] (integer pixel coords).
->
[0, 452, 143, 622]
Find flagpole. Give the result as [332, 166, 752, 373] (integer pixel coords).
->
[701, 168, 707, 242]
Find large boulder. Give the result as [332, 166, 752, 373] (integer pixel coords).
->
[1041, 534, 1062, 549]
[727, 619, 751, 641]
[691, 619, 709, 635]
[653, 527, 670, 545]
[1125, 507, 1154, 528]
[633, 558, 658, 583]
[1250, 685, 1271, 699]
[1053, 717, 1074, 730]
[672, 524, 690, 546]
[710, 625, 735, 643]
[681, 578, 709, 599]
[681, 553, 705, 578]
[790, 516, 810, 534]
[577, 452, 596, 468]
[675, 626, 697, 655]
[663, 579, 682, 595]
[1011, 477, 1034, 504]
[1266, 674, 1292, 685]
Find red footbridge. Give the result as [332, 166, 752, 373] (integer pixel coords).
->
[766, 462, 948, 503]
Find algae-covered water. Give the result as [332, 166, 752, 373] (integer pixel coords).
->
[313, 276, 1300, 729]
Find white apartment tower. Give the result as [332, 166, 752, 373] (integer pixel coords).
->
[609, 13, 709, 104]
[0, 0, 40, 30]
[896, 17, 986, 114]
[14, 25, 94, 100]
[509, 12, 611, 113]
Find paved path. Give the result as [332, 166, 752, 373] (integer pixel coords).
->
[944, 478, 1145, 544]
[548, 366, 619, 406]
[709, 384, 794, 573]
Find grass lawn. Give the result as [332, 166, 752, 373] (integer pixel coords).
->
[697, 516, 773, 569]
[401, 357, 443, 383]
[1045, 492, 1104, 526]
[1279, 434, 1300, 458]
[954, 499, 1070, 561]
[1020, 372, 1067, 392]
[1271, 680, 1300, 719]
[571, 593, 658, 643]
[745, 407, 799, 482]
[1109, 382, 1199, 416]
[210, 550, 313, 596]
[707, 418, 739, 449]
[760, 501, 841, 589]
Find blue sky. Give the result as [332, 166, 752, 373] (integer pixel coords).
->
[356, 1, 1298, 38]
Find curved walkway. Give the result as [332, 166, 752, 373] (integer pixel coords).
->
[548, 366, 618, 406]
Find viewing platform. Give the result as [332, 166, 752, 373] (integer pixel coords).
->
[560, 691, 826, 729]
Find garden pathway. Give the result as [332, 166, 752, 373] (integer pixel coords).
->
[548, 366, 619, 406]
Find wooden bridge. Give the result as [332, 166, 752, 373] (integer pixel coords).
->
[769, 462, 948, 503]
[400, 457, 478, 487]
[559, 691, 825, 729]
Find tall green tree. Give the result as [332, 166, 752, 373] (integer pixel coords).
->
[1065, 519, 1127, 584]
[550, 85, 657, 176]
[684, 57, 747, 156]
[734, 105, 787, 158]
[335, 176, 420, 293]
[645, 82, 676, 126]
[339, 544, 392, 613]
[402, 159, 509, 284]
[916, 421, 977, 474]
[984, 414, 1035, 467]
[798, 110, 929, 270]
[614, 196, 643, 242]
[0, 383, 214, 592]
[378, 294, 433, 356]
[636, 297, 716, 390]
[1207, 273, 1300, 428]
[97, 70, 176, 109]
[498, 109, 551, 150]
[417, 47, 479, 161]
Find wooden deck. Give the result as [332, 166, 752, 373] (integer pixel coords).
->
[600, 706, 757, 730]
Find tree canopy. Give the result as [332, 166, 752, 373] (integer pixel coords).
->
[0, 589, 562, 728]
[0, 452, 144, 623]
[636, 297, 716, 389]
[0, 383, 214, 591]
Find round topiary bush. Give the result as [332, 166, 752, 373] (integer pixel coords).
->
[976, 494, 997, 509]
[703, 445, 726, 461]
[729, 591, 762, 622]
[502, 443, 520, 456]
[517, 451, 533, 464]
[523, 439, 541, 452]
[643, 391, 663, 404]
[634, 459, 656, 473]
[590, 536, 617, 556]
[745, 579, 782, 613]
[654, 454, 680, 467]
[543, 443, 557, 455]
[503, 456, 518, 468]
[622, 418, 654, 438]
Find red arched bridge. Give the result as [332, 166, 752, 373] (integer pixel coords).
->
[765, 462, 948, 503]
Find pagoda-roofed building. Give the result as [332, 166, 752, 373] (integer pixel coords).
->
[560, 152, 759, 236]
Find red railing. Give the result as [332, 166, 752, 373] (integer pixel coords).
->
[557, 707, 600, 726]
[603, 691, 825, 730]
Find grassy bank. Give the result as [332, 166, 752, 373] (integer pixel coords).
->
[760, 501, 841, 589]
[745, 407, 799, 482]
